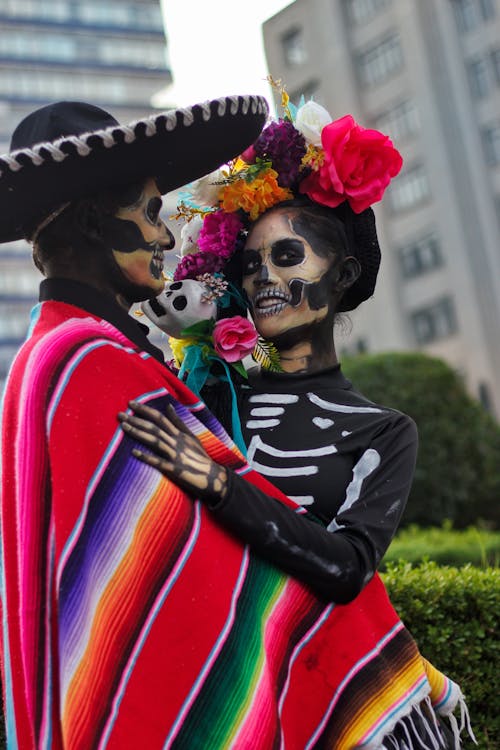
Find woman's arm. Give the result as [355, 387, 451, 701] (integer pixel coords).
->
[118, 401, 417, 603]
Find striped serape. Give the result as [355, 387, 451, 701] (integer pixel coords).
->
[1, 301, 469, 749]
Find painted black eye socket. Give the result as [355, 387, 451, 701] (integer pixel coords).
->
[242, 249, 262, 277]
[271, 240, 305, 267]
[173, 295, 188, 311]
[145, 197, 163, 225]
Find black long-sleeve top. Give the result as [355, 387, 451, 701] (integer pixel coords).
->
[207, 365, 418, 603]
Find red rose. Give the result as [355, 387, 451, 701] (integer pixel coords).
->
[300, 114, 403, 213]
[213, 316, 258, 363]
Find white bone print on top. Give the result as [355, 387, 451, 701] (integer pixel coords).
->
[327, 449, 381, 531]
[246, 391, 346, 507]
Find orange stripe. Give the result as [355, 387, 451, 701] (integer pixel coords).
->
[62, 479, 187, 744]
[335, 650, 426, 749]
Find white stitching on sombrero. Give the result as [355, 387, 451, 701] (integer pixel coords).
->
[65, 135, 92, 156]
[0, 95, 267, 177]
[200, 101, 212, 122]
[229, 97, 239, 115]
[119, 126, 134, 144]
[143, 120, 157, 137]
[26, 150, 45, 166]
[1, 155, 23, 173]
[100, 131, 116, 149]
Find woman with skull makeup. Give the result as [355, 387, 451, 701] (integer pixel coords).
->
[123, 101, 473, 748]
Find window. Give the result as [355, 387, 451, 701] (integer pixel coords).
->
[0, 31, 166, 70]
[479, 0, 496, 20]
[340, 338, 369, 358]
[282, 28, 307, 67]
[0, 344, 23, 378]
[398, 233, 443, 279]
[375, 100, 420, 141]
[410, 297, 458, 345]
[344, 0, 391, 25]
[491, 49, 500, 84]
[482, 125, 500, 165]
[388, 165, 430, 212]
[357, 35, 403, 87]
[290, 81, 320, 107]
[0, 302, 32, 338]
[452, 0, 478, 32]
[478, 381, 494, 412]
[467, 57, 490, 98]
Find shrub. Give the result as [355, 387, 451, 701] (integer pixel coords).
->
[383, 561, 500, 749]
[381, 522, 500, 570]
[342, 352, 500, 528]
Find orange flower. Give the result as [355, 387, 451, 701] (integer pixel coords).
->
[221, 169, 293, 221]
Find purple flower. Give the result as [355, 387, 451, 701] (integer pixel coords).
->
[173, 251, 224, 281]
[254, 120, 307, 188]
[198, 210, 243, 259]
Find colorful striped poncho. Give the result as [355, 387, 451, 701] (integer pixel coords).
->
[1, 300, 468, 749]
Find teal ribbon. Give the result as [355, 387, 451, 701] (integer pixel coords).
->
[178, 344, 211, 398]
[178, 345, 247, 456]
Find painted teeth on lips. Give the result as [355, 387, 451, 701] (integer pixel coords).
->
[150, 247, 164, 278]
[253, 288, 290, 317]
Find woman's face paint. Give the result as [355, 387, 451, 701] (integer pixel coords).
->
[242, 208, 339, 344]
[109, 178, 174, 297]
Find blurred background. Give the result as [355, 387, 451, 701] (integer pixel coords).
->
[0, 0, 499, 417]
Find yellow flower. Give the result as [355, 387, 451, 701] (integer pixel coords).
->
[301, 144, 324, 171]
[220, 169, 293, 220]
[168, 336, 198, 367]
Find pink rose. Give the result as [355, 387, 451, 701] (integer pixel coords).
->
[213, 316, 258, 363]
[300, 114, 403, 213]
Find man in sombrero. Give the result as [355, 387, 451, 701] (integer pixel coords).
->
[0, 99, 470, 750]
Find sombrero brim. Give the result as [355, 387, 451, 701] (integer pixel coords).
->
[0, 94, 269, 242]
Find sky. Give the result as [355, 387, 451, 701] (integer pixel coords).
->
[156, 0, 292, 111]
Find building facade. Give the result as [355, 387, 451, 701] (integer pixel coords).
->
[0, 0, 172, 389]
[263, 0, 500, 415]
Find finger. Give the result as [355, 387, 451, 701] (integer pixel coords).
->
[121, 421, 175, 458]
[165, 403, 193, 436]
[128, 401, 180, 435]
[131, 448, 172, 473]
[121, 412, 173, 439]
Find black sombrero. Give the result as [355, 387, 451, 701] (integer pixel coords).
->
[0, 95, 269, 243]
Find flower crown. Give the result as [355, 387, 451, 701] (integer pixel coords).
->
[173, 78, 403, 284]
[141, 82, 403, 451]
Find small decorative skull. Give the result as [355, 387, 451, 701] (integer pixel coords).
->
[141, 279, 217, 338]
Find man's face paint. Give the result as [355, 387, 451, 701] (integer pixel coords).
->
[109, 178, 174, 297]
[242, 208, 339, 343]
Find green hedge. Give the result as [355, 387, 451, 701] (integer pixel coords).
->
[342, 352, 500, 528]
[383, 561, 500, 749]
[381, 522, 500, 570]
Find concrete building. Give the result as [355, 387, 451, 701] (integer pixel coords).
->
[0, 0, 172, 389]
[263, 0, 500, 415]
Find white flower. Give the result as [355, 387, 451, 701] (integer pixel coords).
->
[189, 168, 226, 207]
[179, 214, 204, 256]
[294, 101, 332, 147]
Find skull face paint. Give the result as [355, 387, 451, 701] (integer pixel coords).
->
[242, 207, 340, 344]
[141, 279, 217, 338]
[107, 178, 174, 298]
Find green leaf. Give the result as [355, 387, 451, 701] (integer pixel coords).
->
[252, 339, 283, 372]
